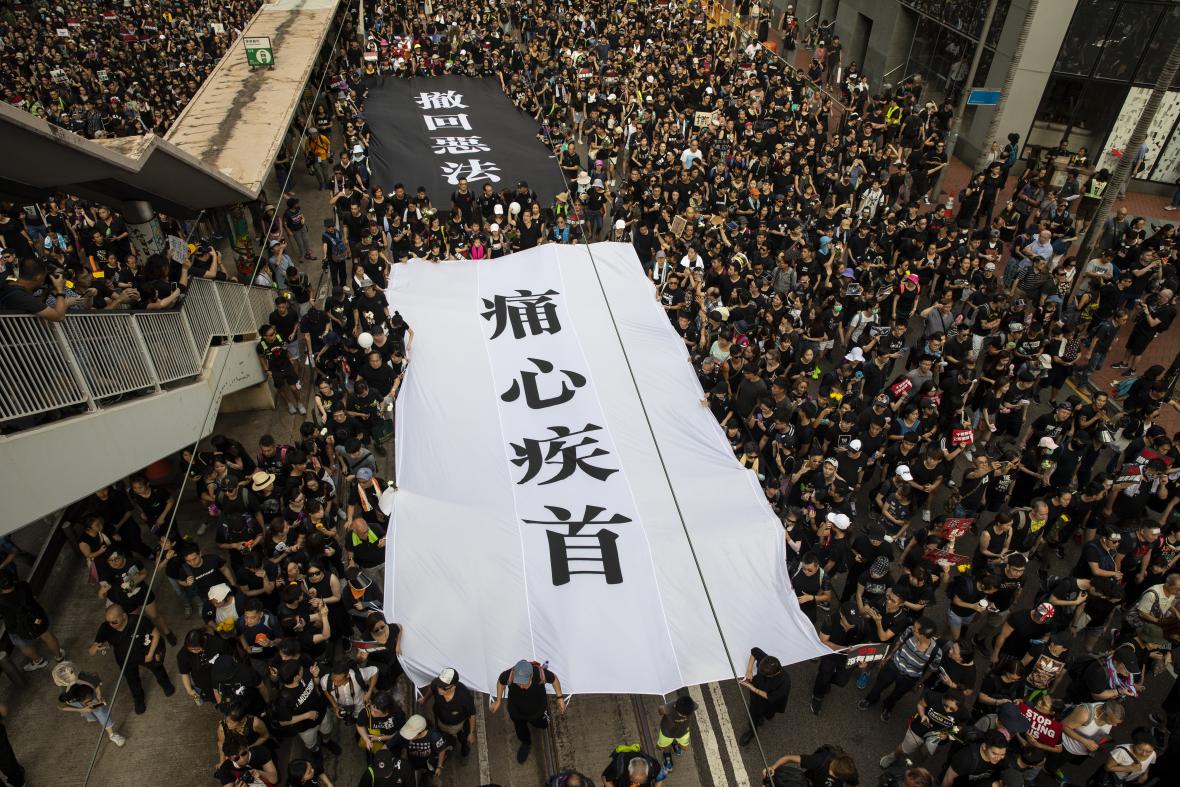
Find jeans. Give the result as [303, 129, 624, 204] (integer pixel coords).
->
[167, 576, 202, 612]
[80, 704, 115, 730]
[865, 660, 921, 711]
[288, 225, 313, 258]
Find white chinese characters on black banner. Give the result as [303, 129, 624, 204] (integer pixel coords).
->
[416, 90, 501, 186]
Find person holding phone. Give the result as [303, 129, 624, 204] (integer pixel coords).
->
[0, 256, 71, 321]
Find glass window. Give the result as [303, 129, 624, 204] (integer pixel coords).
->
[1035, 76, 1085, 126]
[1135, 6, 1180, 85]
[986, 0, 1012, 48]
[972, 48, 995, 88]
[1094, 2, 1164, 82]
[1053, 0, 1120, 76]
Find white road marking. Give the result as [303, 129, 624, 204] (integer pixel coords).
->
[688, 683, 730, 787]
[475, 692, 492, 784]
[709, 681, 751, 787]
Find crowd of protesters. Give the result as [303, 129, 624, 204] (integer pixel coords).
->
[3, 0, 1180, 786]
[0, 0, 264, 139]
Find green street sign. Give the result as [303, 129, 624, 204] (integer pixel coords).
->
[244, 36, 274, 68]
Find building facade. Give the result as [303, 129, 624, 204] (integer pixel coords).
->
[783, 0, 1180, 188]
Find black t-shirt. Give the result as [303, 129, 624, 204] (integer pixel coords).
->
[273, 674, 326, 733]
[130, 487, 171, 525]
[94, 621, 153, 667]
[213, 746, 273, 786]
[432, 684, 477, 728]
[394, 728, 450, 768]
[798, 749, 852, 787]
[166, 553, 227, 600]
[947, 744, 1004, 786]
[498, 665, 555, 719]
[0, 281, 46, 314]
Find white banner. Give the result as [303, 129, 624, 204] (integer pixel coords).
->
[385, 243, 825, 696]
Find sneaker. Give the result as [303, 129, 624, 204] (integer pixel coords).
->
[108, 731, 127, 747]
[516, 742, 531, 764]
[663, 752, 674, 773]
[857, 699, 871, 711]
[193, 695, 204, 707]
[1111, 362, 1127, 369]
[55, 648, 67, 661]
[162, 682, 176, 697]
[22, 658, 48, 672]
[880, 754, 896, 769]
[672, 742, 683, 756]
[856, 671, 870, 690]
[881, 708, 893, 722]
[134, 698, 147, 715]
[287, 403, 298, 414]
[810, 696, 823, 715]
[297, 402, 307, 415]
[295, 380, 302, 391]
[1122, 368, 1135, 377]
[196, 521, 208, 536]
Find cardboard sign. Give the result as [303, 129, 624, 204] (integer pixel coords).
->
[1019, 701, 1062, 746]
[951, 428, 974, 446]
[890, 378, 912, 398]
[56, 28, 70, 37]
[694, 110, 718, 128]
[364, 50, 378, 62]
[670, 215, 687, 237]
[843, 642, 889, 666]
[939, 518, 974, 540]
[212, 22, 226, 35]
[96, 69, 109, 82]
[50, 69, 68, 84]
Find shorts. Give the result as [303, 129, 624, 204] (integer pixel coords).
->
[271, 364, 299, 387]
[657, 729, 691, 748]
[286, 339, 303, 360]
[947, 607, 976, 630]
[900, 728, 937, 756]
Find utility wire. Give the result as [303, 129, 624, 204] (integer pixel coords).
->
[80, 1, 359, 782]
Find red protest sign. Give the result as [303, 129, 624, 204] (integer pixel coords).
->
[939, 518, 974, 540]
[951, 428, 974, 446]
[923, 547, 971, 568]
[1019, 702, 1062, 746]
[890, 378, 912, 398]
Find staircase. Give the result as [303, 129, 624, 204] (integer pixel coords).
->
[0, 278, 277, 532]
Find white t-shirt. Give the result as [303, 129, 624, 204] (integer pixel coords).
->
[1109, 744, 1156, 781]
[320, 665, 378, 712]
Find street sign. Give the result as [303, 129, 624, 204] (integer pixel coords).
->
[967, 88, 1002, 106]
[244, 36, 274, 68]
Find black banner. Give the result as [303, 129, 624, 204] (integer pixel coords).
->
[364, 76, 565, 207]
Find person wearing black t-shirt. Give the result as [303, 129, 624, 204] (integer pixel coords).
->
[810, 606, 870, 715]
[491, 659, 565, 764]
[764, 746, 860, 787]
[738, 647, 791, 746]
[272, 660, 340, 759]
[992, 603, 1055, 664]
[880, 689, 967, 767]
[792, 552, 833, 622]
[213, 741, 278, 787]
[419, 668, 478, 758]
[942, 730, 1008, 787]
[88, 604, 174, 714]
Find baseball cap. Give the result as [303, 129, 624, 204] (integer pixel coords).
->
[615, 219, 626, 230]
[356, 467, 374, 481]
[435, 668, 458, 688]
[1008, 322, 1025, 332]
[1034, 602, 1056, 621]
[896, 464, 913, 482]
[208, 583, 232, 603]
[984, 262, 996, 271]
[998, 702, 1031, 734]
[827, 512, 851, 530]
[824, 456, 839, 466]
[869, 555, 891, 578]
[400, 714, 427, 738]
[1038, 437, 1058, 451]
[848, 439, 863, 451]
[512, 659, 534, 686]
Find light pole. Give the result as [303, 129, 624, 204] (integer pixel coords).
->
[932, 0, 1000, 201]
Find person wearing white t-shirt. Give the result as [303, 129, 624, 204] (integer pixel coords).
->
[680, 247, 706, 271]
[680, 139, 704, 171]
[320, 659, 379, 723]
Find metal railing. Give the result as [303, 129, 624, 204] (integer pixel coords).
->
[0, 277, 275, 427]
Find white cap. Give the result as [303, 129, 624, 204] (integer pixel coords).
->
[827, 512, 852, 530]
[208, 583, 231, 603]
[896, 464, 914, 482]
[844, 347, 865, 363]
[848, 439, 862, 451]
[509, 201, 521, 215]
[489, 223, 500, 232]
[400, 714, 427, 738]
[357, 332, 374, 350]
[1038, 353, 1052, 369]
[493, 203, 504, 214]
[1038, 436, 1059, 450]
[614, 219, 626, 230]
